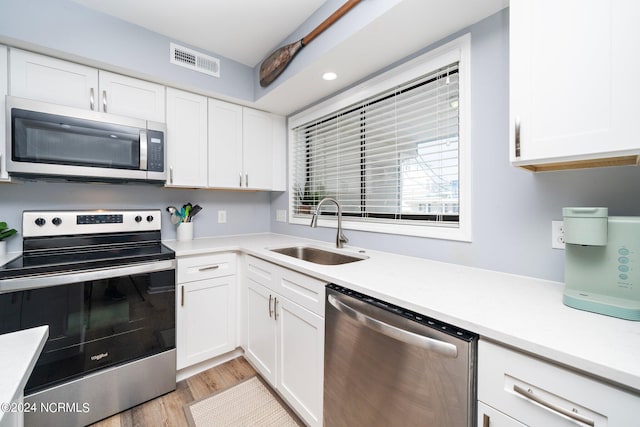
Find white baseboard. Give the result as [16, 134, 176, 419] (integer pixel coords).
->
[176, 347, 244, 382]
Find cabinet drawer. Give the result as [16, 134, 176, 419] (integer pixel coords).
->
[177, 252, 236, 283]
[278, 267, 326, 317]
[245, 255, 327, 316]
[246, 255, 277, 290]
[478, 340, 639, 427]
[477, 401, 525, 427]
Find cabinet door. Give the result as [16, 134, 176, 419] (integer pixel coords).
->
[166, 88, 208, 187]
[510, 0, 640, 168]
[0, 45, 8, 181]
[277, 297, 324, 427]
[242, 107, 273, 190]
[271, 114, 287, 191]
[478, 340, 639, 426]
[98, 71, 165, 122]
[176, 276, 237, 370]
[477, 402, 526, 427]
[245, 279, 277, 384]
[9, 48, 98, 110]
[208, 98, 243, 188]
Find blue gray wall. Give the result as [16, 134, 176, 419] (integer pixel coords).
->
[0, 0, 254, 102]
[271, 9, 640, 283]
[2, 3, 640, 283]
[1, 181, 271, 252]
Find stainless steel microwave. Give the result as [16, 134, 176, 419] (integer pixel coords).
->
[6, 96, 166, 183]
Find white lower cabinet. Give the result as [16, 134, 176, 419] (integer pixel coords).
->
[176, 253, 237, 370]
[477, 401, 525, 427]
[244, 255, 326, 427]
[477, 340, 640, 427]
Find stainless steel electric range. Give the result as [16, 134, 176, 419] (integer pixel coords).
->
[0, 210, 176, 426]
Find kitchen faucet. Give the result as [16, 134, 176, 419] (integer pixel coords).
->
[310, 197, 349, 248]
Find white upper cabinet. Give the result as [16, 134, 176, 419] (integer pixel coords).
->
[0, 45, 8, 181]
[166, 88, 208, 187]
[209, 100, 285, 190]
[242, 107, 274, 190]
[510, 0, 640, 171]
[97, 71, 165, 122]
[10, 48, 98, 110]
[208, 99, 243, 188]
[9, 49, 165, 122]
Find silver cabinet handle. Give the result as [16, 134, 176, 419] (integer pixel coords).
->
[513, 384, 595, 426]
[239, 173, 243, 187]
[169, 166, 174, 184]
[198, 265, 220, 272]
[245, 173, 249, 188]
[102, 90, 108, 113]
[514, 118, 521, 158]
[90, 87, 95, 110]
[327, 294, 458, 357]
[274, 297, 278, 320]
[268, 294, 273, 318]
[181, 285, 185, 307]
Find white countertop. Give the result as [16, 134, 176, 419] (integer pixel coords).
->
[164, 233, 640, 394]
[0, 325, 48, 424]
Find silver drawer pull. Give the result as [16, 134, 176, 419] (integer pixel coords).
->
[199, 265, 220, 272]
[513, 384, 595, 426]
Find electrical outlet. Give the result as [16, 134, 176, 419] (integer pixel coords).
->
[552, 221, 565, 249]
[276, 209, 287, 222]
[218, 210, 227, 224]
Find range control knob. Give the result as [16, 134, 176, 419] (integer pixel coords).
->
[135, 215, 143, 223]
[52, 217, 62, 226]
[35, 218, 46, 227]
[146, 215, 154, 222]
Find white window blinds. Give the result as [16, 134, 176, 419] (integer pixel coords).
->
[291, 62, 460, 227]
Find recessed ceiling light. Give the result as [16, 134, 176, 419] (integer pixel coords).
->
[322, 72, 337, 81]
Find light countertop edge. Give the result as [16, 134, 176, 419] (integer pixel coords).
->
[0, 325, 49, 424]
[163, 233, 640, 394]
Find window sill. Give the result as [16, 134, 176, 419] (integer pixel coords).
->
[289, 215, 471, 242]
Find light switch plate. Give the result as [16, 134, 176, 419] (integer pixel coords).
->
[276, 209, 287, 222]
[218, 210, 227, 224]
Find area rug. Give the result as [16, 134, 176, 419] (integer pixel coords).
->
[184, 376, 302, 427]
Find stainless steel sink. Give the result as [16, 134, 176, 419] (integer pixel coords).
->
[270, 246, 367, 265]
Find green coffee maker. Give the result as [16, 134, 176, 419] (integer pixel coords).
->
[563, 207, 640, 320]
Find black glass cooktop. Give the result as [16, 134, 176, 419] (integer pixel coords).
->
[0, 241, 174, 280]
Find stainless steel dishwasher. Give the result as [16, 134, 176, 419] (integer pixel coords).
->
[324, 284, 478, 427]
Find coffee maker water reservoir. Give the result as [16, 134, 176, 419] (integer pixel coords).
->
[563, 207, 640, 320]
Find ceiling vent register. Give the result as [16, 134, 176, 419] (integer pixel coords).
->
[170, 43, 220, 77]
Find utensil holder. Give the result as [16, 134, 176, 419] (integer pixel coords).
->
[177, 222, 193, 241]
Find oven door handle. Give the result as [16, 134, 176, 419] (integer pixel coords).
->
[327, 294, 458, 358]
[0, 260, 176, 293]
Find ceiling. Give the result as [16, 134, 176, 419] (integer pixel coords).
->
[71, 0, 328, 67]
[71, 0, 508, 115]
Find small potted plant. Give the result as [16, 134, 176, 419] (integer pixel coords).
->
[0, 221, 17, 256]
[295, 182, 323, 214]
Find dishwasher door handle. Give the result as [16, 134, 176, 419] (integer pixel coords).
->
[328, 294, 458, 358]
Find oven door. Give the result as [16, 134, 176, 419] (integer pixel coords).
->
[0, 260, 175, 395]
[6, 96, 156, 182]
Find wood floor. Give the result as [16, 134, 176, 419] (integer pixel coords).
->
[89, 357, 258, 427]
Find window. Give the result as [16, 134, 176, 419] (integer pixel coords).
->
[288, 35, 471, 241]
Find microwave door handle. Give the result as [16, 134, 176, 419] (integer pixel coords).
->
[140, 130, 148, 170]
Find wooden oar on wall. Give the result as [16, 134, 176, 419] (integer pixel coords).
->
[259, 0, 362, 87]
